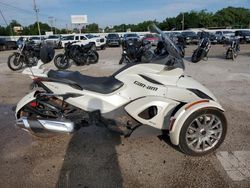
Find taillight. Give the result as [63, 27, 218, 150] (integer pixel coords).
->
[169, 117, 176, 131]
[29, 101, 38, 107]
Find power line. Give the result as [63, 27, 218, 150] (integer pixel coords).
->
[0, 1, 69, 24]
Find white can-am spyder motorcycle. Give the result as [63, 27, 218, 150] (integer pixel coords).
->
[15, 25, 227, 156]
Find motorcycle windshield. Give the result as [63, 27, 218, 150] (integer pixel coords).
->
[148, 24, 185, 70]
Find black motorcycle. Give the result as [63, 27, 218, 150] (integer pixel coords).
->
[191, 34, 211, 63]
[225, 39, 240, 60]
[54, 42, 99, 70]
[167, 32, 186, 58]
[119, 39, 153, 64]
[7, 40, 41, 71]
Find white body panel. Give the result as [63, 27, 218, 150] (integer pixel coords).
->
[16, 62, 222, 132]
[125, 97, 179, 129]
[15, 90, 37, 118]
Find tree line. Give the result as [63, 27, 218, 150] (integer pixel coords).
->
[0, 6, 249, 36]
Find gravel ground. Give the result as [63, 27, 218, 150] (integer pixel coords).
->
[0, 44, 250, 188]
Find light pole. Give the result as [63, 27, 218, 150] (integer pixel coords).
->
[33, 0, 41, 37]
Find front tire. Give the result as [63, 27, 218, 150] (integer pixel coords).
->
[54, 54, 70, 70]
[179, 108, 227, 156]
[7, 53, 24, 71]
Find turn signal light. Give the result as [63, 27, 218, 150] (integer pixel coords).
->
[185, 100, 209, 110]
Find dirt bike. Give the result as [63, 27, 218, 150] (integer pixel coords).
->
[15, 25, 227, 156]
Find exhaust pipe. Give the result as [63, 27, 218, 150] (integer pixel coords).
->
[16, 117, 75, 134]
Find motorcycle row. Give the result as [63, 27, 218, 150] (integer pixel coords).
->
[120, 31, 241, 65]
[191, 32, 240, 63]
[7, 30, 241, 71]
[7, 39, 99, 71]
[11, 25, 228, 156]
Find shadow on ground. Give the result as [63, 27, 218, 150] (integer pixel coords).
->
[56, 126, 123, 188]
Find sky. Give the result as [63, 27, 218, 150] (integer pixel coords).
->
[0, 0, 249, 28]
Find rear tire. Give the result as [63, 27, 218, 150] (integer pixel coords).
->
[101, 45, 106, 50]
[87, 51, 99, 64]
[119, 56, 124, 64]
[191, 49, 205, 63]
[54, 54, 70, 70]
[7, 53, 24, 71]
[141, 51, 153, 63]
[179, 108, 227, 156]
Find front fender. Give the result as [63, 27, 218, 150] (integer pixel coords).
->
[169, 100, 224, 145]
[15, 90, 37, 118]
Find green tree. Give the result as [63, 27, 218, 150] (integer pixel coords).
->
[83, 23, 99, 33]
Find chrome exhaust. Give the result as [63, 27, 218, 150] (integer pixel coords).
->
[16, 117, 75, 133]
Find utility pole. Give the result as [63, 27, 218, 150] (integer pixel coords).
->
[182, 12, 185, 30]
[33, 0, 41, 37]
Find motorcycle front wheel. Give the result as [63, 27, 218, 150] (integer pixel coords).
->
[179, 108, 227, 156]
[54, 54, 70, 70]
[7, 53, 24, 71]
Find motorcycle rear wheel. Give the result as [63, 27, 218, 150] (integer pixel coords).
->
[7, 53, 24, 71]
[141, 51, 153, 63]
[87, 51, 99, 64]
[191, 49, 205, 63]
[54, 54, 70, 70]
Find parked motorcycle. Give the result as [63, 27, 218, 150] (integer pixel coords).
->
[225, 39, 240, 60]
[168, 31, 186, 58]
[119, 39, 153, 64]
[14, 25, 227, 156]
[7, 40, 41, 71]
[54, 42, 99, 70]
[191, 34, 211, 63]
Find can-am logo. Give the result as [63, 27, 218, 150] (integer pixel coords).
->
[133, 81, 158, 91]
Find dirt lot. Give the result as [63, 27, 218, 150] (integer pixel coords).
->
[0, 44, 250, 188]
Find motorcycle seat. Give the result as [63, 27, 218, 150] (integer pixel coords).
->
[47, 70, 123, 94]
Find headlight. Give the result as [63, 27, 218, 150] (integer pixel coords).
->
[96, 39, 100, 42]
